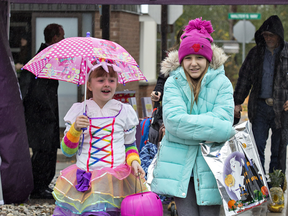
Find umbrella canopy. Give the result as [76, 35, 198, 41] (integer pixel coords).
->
[23, 36, 147, 85]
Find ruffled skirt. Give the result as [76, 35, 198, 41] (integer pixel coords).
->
[52, 164, 147, 215]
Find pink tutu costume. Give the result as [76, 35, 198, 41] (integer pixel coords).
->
[53, 99, 147, 215]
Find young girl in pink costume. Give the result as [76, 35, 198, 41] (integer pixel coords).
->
[52, 62, 146, 216]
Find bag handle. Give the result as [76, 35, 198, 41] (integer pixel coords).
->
[135, 173, 144, 196]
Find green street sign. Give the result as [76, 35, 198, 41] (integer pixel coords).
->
[228, 13, 261, 20]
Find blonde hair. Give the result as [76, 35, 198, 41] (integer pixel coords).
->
[181, 60, 209, 112]
[86, 65, 118, 99]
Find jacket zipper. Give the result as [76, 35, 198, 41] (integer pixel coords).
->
[194, 164, 200, 191]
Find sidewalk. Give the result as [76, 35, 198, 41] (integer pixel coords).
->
[55, 130, 288, 216]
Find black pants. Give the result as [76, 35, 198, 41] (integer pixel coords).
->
[252, 100, 281, 174]
[31, 148, 57, 192]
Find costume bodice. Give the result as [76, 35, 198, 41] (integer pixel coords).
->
[63, 99, 138, 171]
[82, 106, 122, 172]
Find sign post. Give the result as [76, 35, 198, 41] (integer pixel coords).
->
[233, 20, 255, 62]
[229, 13, 261, 62]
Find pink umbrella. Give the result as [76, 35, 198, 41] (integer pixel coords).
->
[23, 36, 146, 85]
[23, 35, 147, 112]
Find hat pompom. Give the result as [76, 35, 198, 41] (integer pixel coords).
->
[184, 17, 214, 35]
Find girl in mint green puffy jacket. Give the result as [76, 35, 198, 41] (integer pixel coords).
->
[151, 18, 235, 216]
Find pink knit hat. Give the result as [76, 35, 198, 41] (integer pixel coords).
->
[178, 18, 214, 63]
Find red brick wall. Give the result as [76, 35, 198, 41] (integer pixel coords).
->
[94, 11, 155, 118]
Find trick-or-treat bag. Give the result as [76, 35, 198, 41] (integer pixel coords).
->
[201, 121, 270, 216]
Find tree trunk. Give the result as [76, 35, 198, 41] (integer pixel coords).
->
[101, 5, 110, 40]
[161, 5, 168, 61]
[229, 5, 237, 40]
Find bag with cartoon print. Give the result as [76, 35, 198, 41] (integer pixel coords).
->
[201, 121, 270, 216]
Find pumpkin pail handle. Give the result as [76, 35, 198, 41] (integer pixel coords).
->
[135, 172, 144, 196]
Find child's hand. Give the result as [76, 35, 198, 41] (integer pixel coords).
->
[74, 115, 89, 131]
[151, 91, 161, 102]
[131, 160, 145, 179]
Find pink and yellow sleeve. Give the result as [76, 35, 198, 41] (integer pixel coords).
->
[61, 123, 81, 157]
[125, 141, 141, 166]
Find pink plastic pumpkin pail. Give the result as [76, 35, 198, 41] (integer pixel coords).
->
[121, 191, 163, 216]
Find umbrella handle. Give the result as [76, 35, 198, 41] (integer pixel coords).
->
[78, 113, 87, 156]
[81, 112, 87, 131]
[83, 57, 90, 114]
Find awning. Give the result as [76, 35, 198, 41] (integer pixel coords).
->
[8, 0, 288, 5]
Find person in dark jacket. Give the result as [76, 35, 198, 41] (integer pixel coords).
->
[15, 33, 31, 71]
[149, 28, 184, 145]
[17, 33, 32, 99]
[151, 28, 184, 102]
[24, 23, 65, 199]
[234, 15, 288, 182]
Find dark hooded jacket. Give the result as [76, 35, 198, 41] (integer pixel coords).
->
[23, 43, 60, 151]
[234, 15, 288, 129]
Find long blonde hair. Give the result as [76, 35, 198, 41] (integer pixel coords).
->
[182, 60, 209, 112]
